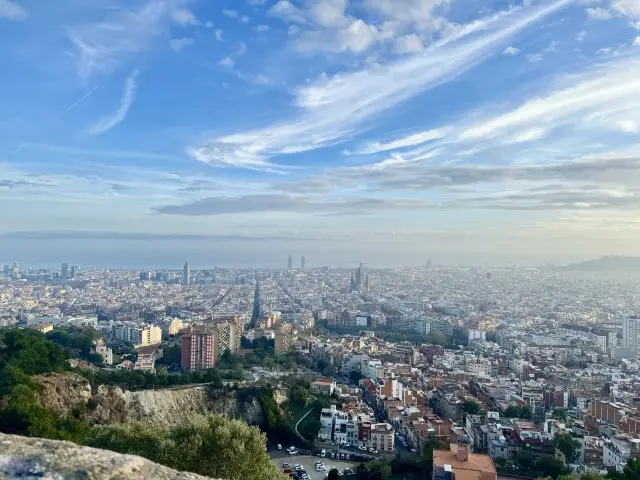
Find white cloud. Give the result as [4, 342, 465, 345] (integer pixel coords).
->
[394, 34, 425, 54]
[586, 7, 614, 20]
[527, 53, 544, 62]
[458, 58, 640, 143]
[215, 29, 223, 41]
[67, 0, 181, 79]
[170, 37, 194, 51]
[352, 128, 450, 155]
[294, 19, 380, 54]
[87, 70, 139, 135]
[240, 14, 251, 23]
[205, 21, 214, 28]
[254, 24, 270, 32]
[503, 46, 521, 55]
[634, 36, 640, 46]
[223, 9, 239, 18]
[249, 0, 266, 5]
[611, 0, 640, 19]
[172, 8, 198, 25]
[309, 0, 348, 28]
[189, 0, 573, 169]
[219, 56, 235, 67]
[364, 0, 451, 31]
[270, 0, 380, 54]
[576, 30, 586, 42]
[0, 0, 27, 20]
[269, 0, 309, 24]
[236, 42, 248, 56]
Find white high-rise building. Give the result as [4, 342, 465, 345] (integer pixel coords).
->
[622, 317, 640, 357]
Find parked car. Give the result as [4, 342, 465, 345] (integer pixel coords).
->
[282, 463, 291, 468]
[277, 444, 283, 450]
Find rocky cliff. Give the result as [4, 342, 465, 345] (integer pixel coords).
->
[0, 433, 215, 480]
[33, 372, 263, 426]
[32, 372, 92, 417]
[89, 384, 263, 426]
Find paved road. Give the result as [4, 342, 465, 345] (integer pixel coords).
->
[295, 407, 315, 437]
[270, 453, 357, 480]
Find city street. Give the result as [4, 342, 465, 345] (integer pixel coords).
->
[269, 453, 358, 480]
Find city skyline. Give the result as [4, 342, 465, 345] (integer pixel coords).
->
[1, 1, 640, 263]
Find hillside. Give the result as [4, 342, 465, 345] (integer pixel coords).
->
[33, 371, 264, 426]
[559, 255, 640, 272]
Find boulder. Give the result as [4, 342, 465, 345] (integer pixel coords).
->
[0, 433, 215, 480]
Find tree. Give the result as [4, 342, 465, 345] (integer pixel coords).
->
[521, 405, 533, 420]
[505, 405, 521, 418]
[580, 473, 603, 480]
[349, 370, 364, 385]
[552, 408, 567, 422]
[534, 456, 570, 478]
[420, 438, 450, 475]
[463, 400, 480, 415]
[328, 468, 340, 480]
[290, 386, 309, 407]
[555, 433, 581, 464]
[87, 414, 283, 480]
[363, 460, 392, 480]
[425, 331, 446, 346]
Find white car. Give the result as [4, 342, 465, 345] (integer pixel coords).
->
[358, 445, 367, 451]
[277, 444, 282, 450]
[316, 465, 326, 472]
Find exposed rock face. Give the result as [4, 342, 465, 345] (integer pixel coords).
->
[67, 358, 100, 373]
[32, 372, 92, 417]
[33, 373, 263, 426]
[0, 433, 214, 480]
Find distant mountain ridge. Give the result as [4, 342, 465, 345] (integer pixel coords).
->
[559, 255, 640, 271]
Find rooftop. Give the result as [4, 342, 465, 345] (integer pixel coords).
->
[433, 444, 496, 480]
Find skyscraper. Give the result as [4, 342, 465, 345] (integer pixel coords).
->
[183, 261, 190, 285]
[61, 263, 69, 279]
[301, 256, 306, 270]
[287, 255, 293, 270]
[70, 265, 77, 278]
[623, 317, 640, 357]
[11, 262, 19, 280]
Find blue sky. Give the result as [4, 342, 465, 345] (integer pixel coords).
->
[1, 0, 640, 267]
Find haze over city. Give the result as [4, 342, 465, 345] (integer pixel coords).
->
[2, 0, 640, 266]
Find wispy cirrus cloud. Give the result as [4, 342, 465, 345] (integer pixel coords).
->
[189, 0, 573, 170]
[87, 70, 139, 135]
[0, 0, 27, 20]
[67, 0, 184, 79]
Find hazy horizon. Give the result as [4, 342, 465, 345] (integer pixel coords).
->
[1, 233, 638, 270]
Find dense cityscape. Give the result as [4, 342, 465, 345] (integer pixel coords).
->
[2, 257, 640, 479]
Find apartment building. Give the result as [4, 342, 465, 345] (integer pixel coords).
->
[181, 328, 216, 371]
[371, 423, 395, 453]
[311, 378, 337, 396]
[603, 436, 640, 470]
[113, 323, 162, 348]
[274, 325, 292, 356]
[432, 384, 465, 422]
